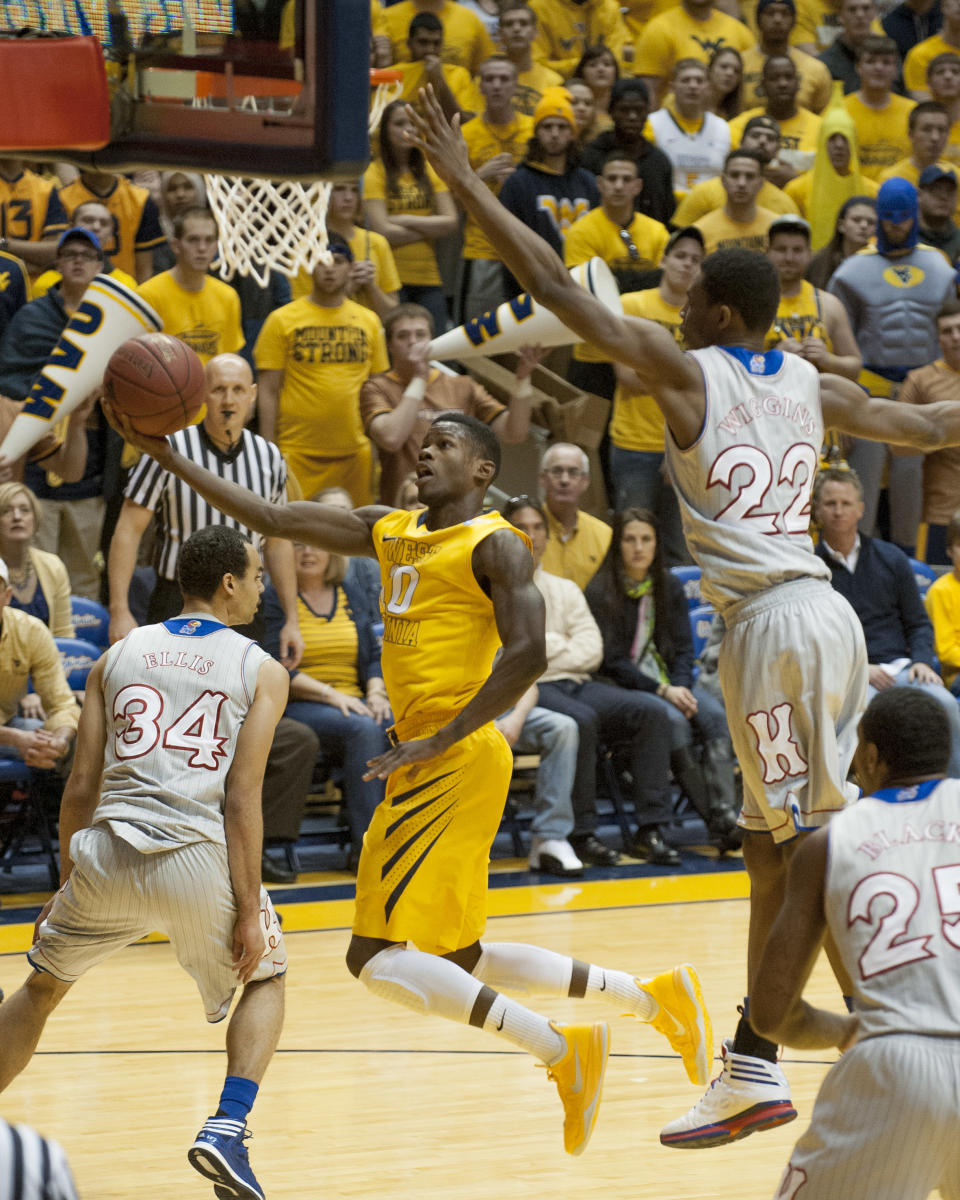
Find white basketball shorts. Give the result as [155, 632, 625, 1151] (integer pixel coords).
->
[29, 825, 287, 1022]
[720, 577, 867, 843]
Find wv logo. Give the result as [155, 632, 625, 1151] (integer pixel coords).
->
[882, 263, 925, 289]
[691, 34, 727, 54]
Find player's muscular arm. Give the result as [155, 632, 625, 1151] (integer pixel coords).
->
[55, 659, 107, 886]
[751, 831, 859, 1051]
[224, 657, 288, 983]
[409, 89, 705, 446]
[822, 372, 960, 450]
[365, 529, 546, 779]
[255, 370, 283, 444]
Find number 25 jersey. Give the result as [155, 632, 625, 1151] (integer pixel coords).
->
[373, 507, 528, 724]
[664, 345, 831, 614]
[94, 616, 269, 850]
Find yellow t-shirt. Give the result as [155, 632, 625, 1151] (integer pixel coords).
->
[291, 226, 401, 304]
[59, 177, 165, 278]
[530, 0, 634, 75]
[633, 8, 755, 78]
[945, 119, 960, 172]
[362, 159, 449, 287]
[926, 570, 960, 688]
[739, 46, 833, 114]
[880, 156, 960, 221]
[792, 0, 884, 52]
[382, 0, 496, 73]
[372, 507, 525, 722]
[297, 587, 363, 698]
[513, 62, 564, 117]
[33, 264, 137, 297]
[784, 168, 878, 216]
[254, 296, 389, 456]
[395, 60, 481, 115]
[610, 289, 683, 451]
[694, 204, 777, 253]
[843, 92, 917, 180]
[540, 506, 612, 591]
[136, 271, 243, 362]
[461, 112, 534, 260]
[729, 106, 822, 172]
[564, 207, 670, 361]
[904, 33, 960, 94]
[674, 175, 799, 223]
[622, 0, 677, 42]
[765, 280, 833, 350]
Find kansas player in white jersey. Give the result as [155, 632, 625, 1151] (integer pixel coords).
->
[410, 83, 960, 1144]
[0, 527, 289, 1200]
[752, 689, 960, 1200]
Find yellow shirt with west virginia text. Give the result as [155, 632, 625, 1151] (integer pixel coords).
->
[363, 160, 449, 287]
[372, 507, 528, 722]
[254, 296, 388, 456]
[843, 93, 917, 180]
[462, 112, 534, 260]
[610, 289, 683, 451]
[729, 106, 822, 172]
[136, 271, 243, 362]
[694, 205, 777, 254]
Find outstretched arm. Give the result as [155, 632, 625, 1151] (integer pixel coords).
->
[364, 528, 546, 778]
[409, 88, 702, 435]
[821, 372, 960, 450]
[103, 403, 389, 556]
[750, 830, 858, 1051]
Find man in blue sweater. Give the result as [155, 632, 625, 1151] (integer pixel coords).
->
[813, 465, 960, 774]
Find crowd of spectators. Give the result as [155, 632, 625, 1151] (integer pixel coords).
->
[3, 0, 960, 880]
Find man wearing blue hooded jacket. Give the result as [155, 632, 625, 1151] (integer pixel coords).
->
[829, 176, 957, 556]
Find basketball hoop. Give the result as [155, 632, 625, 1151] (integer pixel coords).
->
[203, 68, 403, 286]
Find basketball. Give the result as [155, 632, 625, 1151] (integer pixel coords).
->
[104, 333, 206, 437]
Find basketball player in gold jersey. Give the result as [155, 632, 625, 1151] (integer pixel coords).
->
[106, 404, 712, 1158]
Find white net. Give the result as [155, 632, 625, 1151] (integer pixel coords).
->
[204, 78, 401, 287]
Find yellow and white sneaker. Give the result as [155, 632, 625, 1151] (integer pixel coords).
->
[640, 964, 713, 1087]
[545, 1021, 610, 1156]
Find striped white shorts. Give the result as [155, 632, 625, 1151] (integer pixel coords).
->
[29, 825, 287, 1022]
[774, 1034, 960, 1199]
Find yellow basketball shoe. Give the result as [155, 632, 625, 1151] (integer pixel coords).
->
[640, 964, 713, 1087]
[545, 1021, 610, 1156]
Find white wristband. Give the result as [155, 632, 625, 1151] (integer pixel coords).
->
[514, 378, 532, 400]
[404, 375, 427, 402]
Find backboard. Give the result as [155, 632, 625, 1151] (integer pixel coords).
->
[0, 0, 371, 180]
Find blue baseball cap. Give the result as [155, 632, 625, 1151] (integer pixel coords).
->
[57, 226, 103, 254]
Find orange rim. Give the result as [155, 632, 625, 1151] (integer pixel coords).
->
[370, 68, 403, 85]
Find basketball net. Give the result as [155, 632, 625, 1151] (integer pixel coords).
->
[203, 70, 402, 286]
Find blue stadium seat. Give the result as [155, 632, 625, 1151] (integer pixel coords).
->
[689, 604, 717, 660]
[54, 637, 104, 690]
[909, 558, 938, 596]
[671, 564, 703, 610]
[70, 595, 110, 649]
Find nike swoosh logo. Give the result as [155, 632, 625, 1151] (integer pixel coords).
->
[599, 974, 606, 991]
[497, 1011, 505, 1031]
[381, 536, 398, 542]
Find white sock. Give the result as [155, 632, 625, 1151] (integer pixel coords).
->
[482, 994, 566, 1064]
[585, 965, 657, 1021]
[472, 942, 573, 995]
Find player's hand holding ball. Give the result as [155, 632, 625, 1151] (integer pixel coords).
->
[104, 332, 205, 442]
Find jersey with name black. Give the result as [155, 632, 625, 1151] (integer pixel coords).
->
[94, 615, 269, 851]
[665, 345, 831, 614]
[825, 777, 960, 1040]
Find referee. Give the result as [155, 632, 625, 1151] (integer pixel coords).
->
[106, 352, 317, 884]
[0, 1119, 79, 1200]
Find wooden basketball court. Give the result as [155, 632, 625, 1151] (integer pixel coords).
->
[0, 861, 878, 1199]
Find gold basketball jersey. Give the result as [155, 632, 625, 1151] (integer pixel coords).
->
[372, 508, 528, 723]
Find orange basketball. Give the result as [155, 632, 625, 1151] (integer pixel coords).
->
[104, 333, 206, 436]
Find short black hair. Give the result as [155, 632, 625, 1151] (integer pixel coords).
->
[699, 249, 780, 332]
[860, 689, 951, 780]
[430, 411, 501, 478]
[409, 11, 442, 35]
[599, 150, 639, 174]
[909, 99, 950, 129]
[610, 77, 650, 107]
[177, 526, 253, 600]
[503, 494, 547, 527]
[724, 147, 766, 172]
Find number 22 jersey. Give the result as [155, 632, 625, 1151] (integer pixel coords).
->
[94, 616, 269, 850]
[664, 345, 831, 614]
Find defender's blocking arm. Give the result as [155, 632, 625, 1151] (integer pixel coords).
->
[104, 403, 391, 557]
[409, 89, 697, 399]
[822, 373, 960, 451]
[365, 528, 546, 779]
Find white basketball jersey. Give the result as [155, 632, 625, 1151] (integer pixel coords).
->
[94, 615, 270, 851]
[825, 778, 960, 1040]
[648, 109, 730, 195]
[664, 345, 831, 613]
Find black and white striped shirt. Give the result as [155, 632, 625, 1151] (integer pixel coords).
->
[0, 1120, 79, 1200]
[125, 424, 287, 581]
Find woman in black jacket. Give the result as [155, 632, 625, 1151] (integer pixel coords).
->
[586, 508, 741, 851]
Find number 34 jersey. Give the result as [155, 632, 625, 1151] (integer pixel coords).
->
[372, 507, 529, 725]
[825, 778, 960, 1040]
[665, 345, 831, 615]
[94, 616, 270, 851]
